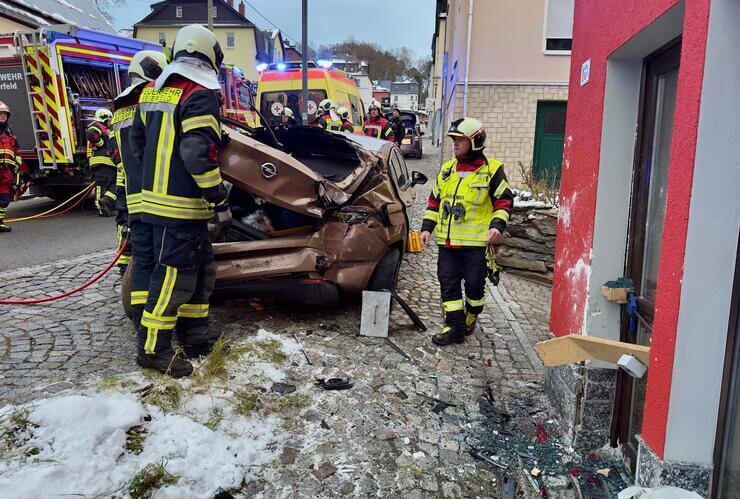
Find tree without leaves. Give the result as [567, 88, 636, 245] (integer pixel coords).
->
[315, 39, 431, 101]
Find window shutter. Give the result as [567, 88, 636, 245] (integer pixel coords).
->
[546, 0, 574, 40]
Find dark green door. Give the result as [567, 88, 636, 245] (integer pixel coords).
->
[533, 101, 567, 184]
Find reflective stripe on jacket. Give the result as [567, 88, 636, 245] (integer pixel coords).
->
[113, 85, 145, 218]
[422, 157, 513, 247]
[130, 75, 227, 224]
[86, 120, 117, 170]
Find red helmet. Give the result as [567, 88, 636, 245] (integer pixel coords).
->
[0, 101, 10, 117]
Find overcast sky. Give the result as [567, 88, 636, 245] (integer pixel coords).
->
[110, 0, 437, 60]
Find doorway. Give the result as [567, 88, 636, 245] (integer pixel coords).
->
[533, 101, 567, 185]
[611, 40, 681, 470]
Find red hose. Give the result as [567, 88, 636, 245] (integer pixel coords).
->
[36, 184, 93, 219]
[0, 240, 128, 305]
[6, 183, 95, 223]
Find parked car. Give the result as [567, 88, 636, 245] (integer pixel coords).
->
[122, 124, 427, 310]
[386, 110, 423, 159]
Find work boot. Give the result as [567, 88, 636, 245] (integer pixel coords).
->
[465, 313, 478, 336]
[0, 222, 11, 233]
[432, 326, 465, 346]
[136, 348, 193, 378]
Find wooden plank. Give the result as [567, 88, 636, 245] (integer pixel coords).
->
[535, 334, 650, 367]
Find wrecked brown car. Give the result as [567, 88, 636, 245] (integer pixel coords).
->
[123, 123, 427, 308]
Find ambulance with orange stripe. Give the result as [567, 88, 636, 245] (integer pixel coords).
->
[255, 61, 366, 132]
[0, 26, 162, 201]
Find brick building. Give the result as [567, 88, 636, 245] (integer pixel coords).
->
[430, 0, 573, 186]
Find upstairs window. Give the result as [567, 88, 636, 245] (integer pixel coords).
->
[175, 5, 182, 18]
[213, 6, 218, 18]
[158, 32, 166, 45]
[544, 0, 574, 54]
[226, 32, 235, 48]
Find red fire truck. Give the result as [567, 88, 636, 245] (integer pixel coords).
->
[0, 25, 162, 200]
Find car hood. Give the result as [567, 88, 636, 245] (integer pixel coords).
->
[220, 125, 379, 218]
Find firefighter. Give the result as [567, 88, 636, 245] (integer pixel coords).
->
[336, 106, 354, 132]
[363, 100, 394, 141]
[389, 108, 406, 145]
[87, 108, 118, 217]
[280, 107, 297, 125]
[130, 24, 231, 377]
[313, 99, 342, 131]
[112, 50, 168, 302]
[420, 118, 513, 346]
[0, 101, 22, 233]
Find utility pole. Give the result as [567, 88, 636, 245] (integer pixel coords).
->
[301, 0, 308, 125]
[207, 0, 214, 31]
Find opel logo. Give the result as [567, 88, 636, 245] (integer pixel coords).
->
[261, 162, 277, 179]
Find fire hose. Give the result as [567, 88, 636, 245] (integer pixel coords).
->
[0, 240, 128, 305]
[5, 182, 95, 223]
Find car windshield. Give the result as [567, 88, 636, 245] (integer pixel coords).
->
[260, 89, 328, 126]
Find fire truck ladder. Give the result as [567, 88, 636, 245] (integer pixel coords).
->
[14, 28, 58, 171]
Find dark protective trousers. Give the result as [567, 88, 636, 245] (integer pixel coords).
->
[129, 220, 155, 327]
[0, 193, 10, 225]
[135, 221, 216, 355]
[437, 246, 487, 334]
[92, 165, 117, 216]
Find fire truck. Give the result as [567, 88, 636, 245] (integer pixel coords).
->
[0, 25, 162, 200]
[219, 63, 257, 127]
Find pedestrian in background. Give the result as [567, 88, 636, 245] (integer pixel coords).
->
[389, 108, 406, 146]
[420, 118, 513, 346]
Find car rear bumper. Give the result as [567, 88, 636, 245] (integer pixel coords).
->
[213, 276, 340, 305]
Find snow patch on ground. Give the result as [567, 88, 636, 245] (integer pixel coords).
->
[0, 328, 307, 498]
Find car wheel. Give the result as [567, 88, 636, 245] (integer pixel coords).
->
[367, 247, 402, 292]
[121, 261, 134, 321]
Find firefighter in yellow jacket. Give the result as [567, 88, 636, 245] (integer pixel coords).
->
[420, 118, 513, 346]
[130, 25, 231, 377]
[87, 108, 118, 216]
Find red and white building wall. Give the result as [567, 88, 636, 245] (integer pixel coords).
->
[548, 0, 739, 494]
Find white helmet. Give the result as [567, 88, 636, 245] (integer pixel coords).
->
[128, 50, 168, 85]
[172, 24, 224, 70]
[368, 100, 382, 111]
[447, 117, 486, 151]
[282, 107, 294, 117]
[336, 106, 350, 121]
[95, 108, 113, 122]
[318, 98, 335, 113]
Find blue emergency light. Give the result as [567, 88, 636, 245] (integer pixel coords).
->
[256, 63, 269, 72]
[316, 59, 332, 69]
[276, 62, 287, 71]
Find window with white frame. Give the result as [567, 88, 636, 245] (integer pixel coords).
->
[158, 32, 166, 45]
[175, 5, 182, 18]
[544, 0, 574, 53]
[213, 6, 218, 18]
[226, 32, 235, 48]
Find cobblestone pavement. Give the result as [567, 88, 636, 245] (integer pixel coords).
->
[0, 141, 570, 497]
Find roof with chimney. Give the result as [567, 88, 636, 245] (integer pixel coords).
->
[134, 0, 256, 28]
[0, 0, 115, 32]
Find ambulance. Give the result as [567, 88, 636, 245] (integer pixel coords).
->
[255, 60, 365, 131]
